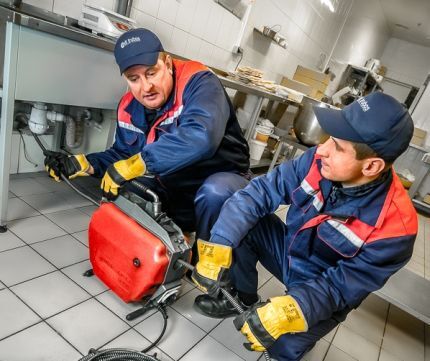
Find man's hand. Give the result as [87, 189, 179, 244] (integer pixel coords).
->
[44, 152, 90, 182]
[101, 153, 146, 199]
[191, 239, 233, 297]
[233, 295, 308, 351]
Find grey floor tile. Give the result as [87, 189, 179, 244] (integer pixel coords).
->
[134, 307, 205, 360]
[78, 205, 99, 217]
[323, 325, 338, 343]
[33, 176, 71, 192]
[258, 276, 286, 301]
[20, 193, 76, 214]
[62, 260, 108, 296]
[0, 230, 25, 252]
[0, 322, 81, 361]
[181, 335, 244, 361]
[96, 290, 157, 326]
[0, 246, 56, 286]
[9, 178, 52, 197]
[0, 289, 41, 339]
[54, 190, 93, 209]
[8, 215, 67, 244]
[11, 271, 91, 318]
[32, 234, 89, 268]
[46, 298, 129, 354]
[332, 325, 379, 361]
[426, 324, 430, 361]
[382, 305, 425, 361]
[71, 230, 89, 247]
[257, 262, 273, 288]
[8, 191, 16, 198]
[378, 348, 403, 361]
[170, 288, 223, 332]
[178, 278, 196, 297]
[45, 209, 91, 233]
[341, 293, 388, 346]
[302, 338, 330, 361]
[6, 198, 40, 221]
[210, 318, 260, 361]
[324, 344, 358, 361]
[103, 329, 174, 361]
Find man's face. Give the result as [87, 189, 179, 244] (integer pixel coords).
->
[316, 137, 367, 186]
[123, 56, 174, 109]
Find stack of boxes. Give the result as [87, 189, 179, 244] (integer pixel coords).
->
[411, 127, 427, 147]
[292, 66, 331, 100]
[280, 65, 331, 100]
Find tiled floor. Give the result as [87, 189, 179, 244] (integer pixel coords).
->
[0, 172, 429, 361]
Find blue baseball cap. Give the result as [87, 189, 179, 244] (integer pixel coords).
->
[314, 92, 413, 162]
[114, 28, 164, 74]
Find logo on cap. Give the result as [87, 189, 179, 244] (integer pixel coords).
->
[120, 36, 141, 49]
[357, 97, 370, 112]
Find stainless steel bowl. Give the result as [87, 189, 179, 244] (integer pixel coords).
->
[293, 97, 331, 146]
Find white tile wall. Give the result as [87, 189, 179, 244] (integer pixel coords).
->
[22, 0, 391, 84]
[381, 38, 430, 87]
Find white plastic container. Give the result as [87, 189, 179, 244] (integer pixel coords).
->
[249, 139, 267, 160]
[254, 125, 273, 142]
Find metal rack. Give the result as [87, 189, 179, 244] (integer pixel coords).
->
[217, 75, 301, 170]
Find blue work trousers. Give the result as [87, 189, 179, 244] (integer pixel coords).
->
[126, 172, 249, 241]
[230, 214, 350, 361]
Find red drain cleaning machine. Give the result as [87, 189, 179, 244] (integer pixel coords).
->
[85, 182, 192, 321]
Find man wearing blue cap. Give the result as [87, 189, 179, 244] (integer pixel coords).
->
[191, 92, 418, 360]
[44, 28, 250, 246]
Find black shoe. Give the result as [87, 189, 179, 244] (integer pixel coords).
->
[194, 291, 259, 318]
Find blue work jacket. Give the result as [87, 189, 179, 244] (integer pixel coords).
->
[210, 147, 417, 328]
[86, 59, 249, 184]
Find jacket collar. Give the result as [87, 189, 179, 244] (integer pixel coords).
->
[322, 169, 393, 226]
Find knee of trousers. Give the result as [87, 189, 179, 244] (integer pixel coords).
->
[194, 172, 248, 211]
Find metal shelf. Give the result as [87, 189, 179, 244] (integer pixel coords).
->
[253, 27, 287, 49]
[250, 157, 273, 168]
[412, 198, 430, 214]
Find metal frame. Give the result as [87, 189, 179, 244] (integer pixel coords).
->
[0, 21, 19, 229]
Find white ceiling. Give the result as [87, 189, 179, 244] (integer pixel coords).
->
[379, 0, 430, 47]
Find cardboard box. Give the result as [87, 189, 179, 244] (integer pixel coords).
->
[293, 74, 328, 93]
[413, 127, 427, 139]
[294, 65, 330, 85]
[411, 135, 425, 147]
[280, 77, 311, 95]
[423, 193, 430, 205]
[309, 89, 325, 100]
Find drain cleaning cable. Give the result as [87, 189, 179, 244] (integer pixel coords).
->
[176, 260, 272, 361]
[32, 133, 271, 361]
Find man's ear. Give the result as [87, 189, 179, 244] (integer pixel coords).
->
[165, 55, 173, 74]
[362, 157, 386, 177]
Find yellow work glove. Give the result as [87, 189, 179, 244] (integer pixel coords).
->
[191, 239, 233, 297]
[44, 152, 90, 182]
[233, 295, 308, 351]
[101, 153, 146, 199]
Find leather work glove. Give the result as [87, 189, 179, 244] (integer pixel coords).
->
[233, 295, 308, 352]
[191, 239, 233, 297]
[44, 152, 90, 182]
[101, 153, 146, 199]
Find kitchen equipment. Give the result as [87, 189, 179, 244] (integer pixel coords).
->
[293, 97, 332, 146]
[78, 4, 136, 38]
[87, 184, 192, 320]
